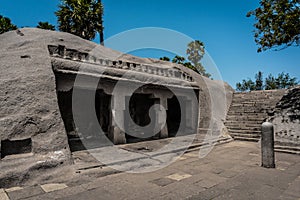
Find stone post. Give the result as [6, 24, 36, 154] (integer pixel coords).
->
[109, 95, 126, 145]
[185, 99, 195, 133]
[261, 122, 275, 168]
[153, 98, 168, 139]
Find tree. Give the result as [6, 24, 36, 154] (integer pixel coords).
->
[172, 55, 186, 65]
[236, 71, 298, 91]
[36, 22, 55, 30]
[247, 0, 300, 52]
[275, 72, 298, 89]
[158, 40, 211, 77]
[159, 56, 170, 61]
[265, 74, 277, 90]
[172, 55, 199, 73]
[183, 62, 198, 73]
[55, 0, 104, 44]
[255, 71, 264, 90]
[0, 15, 17, 34]
[236, 79, 256, 91]
[160, 55, 199, 74]
[186, 40, 211, 78]
[265, 73, 298, 89]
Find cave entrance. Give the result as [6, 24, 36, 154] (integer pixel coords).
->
[57, 89, 112, 152]
[125, 93, 158, 143]
[167, 96, 181, 137]
[1, 138, 32, 159]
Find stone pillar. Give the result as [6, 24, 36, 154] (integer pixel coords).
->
[108, 95, 126, 145]
[152, 97, 168, 139]
[190, 97, 199, 134]
[185, 99, 194, 131]
[180, 96, 198, 135]
[177, 97, 187, 133]
[261, 122, 275, 168]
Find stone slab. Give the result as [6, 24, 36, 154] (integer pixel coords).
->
[167, 172, 192, 181]
[0, 189, 10, 200]
[150, 177, 175, 187]
[7, 186, 44, 200]
[41, 183, 68, 193]
[5, 187, 23, 193]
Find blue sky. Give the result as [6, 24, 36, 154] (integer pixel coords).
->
[0, 0, 299, 88]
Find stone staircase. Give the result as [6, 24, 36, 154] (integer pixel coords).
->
[225, 90, 286, 142]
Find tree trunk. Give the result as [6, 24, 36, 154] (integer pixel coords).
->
[98, 0, 104, 46]
[100, 30, 104, 46]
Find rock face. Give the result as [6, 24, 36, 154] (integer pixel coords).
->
[0, 28, 234, 187]
[269, 86, 300, 153]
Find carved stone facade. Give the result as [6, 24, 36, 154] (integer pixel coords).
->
[0, 28, 233, 187]
[49, 45, 200, 150]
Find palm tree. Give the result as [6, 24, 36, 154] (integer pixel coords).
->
[37, 22, 55, 31]
[0, 15, 17, 34]
[55, 0, 104, 44]
[186, 40, 211, 78]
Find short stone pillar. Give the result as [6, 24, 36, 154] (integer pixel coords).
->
[156, 98, 168, 139]
[109, 94, 127, 145]
[261, 122, 275, 168]
[109, 109, 126, 145]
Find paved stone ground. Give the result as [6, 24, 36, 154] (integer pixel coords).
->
[1, 141, 300, 200]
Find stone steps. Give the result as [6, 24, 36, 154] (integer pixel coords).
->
[231, 135, 260, 140]
[228, 129, 261, 134]
[225, 90, 285, 142]
[230, 136, 260, 142]
[275, 145, 300, 154]
[275, 148, 300, 155]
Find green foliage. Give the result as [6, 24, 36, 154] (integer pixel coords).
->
[159, 55, 199, 73]
[186, 40, 211, 78]
[183, 62, 199, 73]
[159, 56, 170, 61]
[172, 55, 186, 65]
[55, 0, 104, 43]
[236, 79, 256, 91]
[236, 71, 298, 91]
[37, 22, 55, 31]
[0, 15, 17, 34]
[187, 40, 205, 65]
[265, 74, 277, 90]
[159, 40, 211, 78]
[247, 0, 300, 52]
[265, 72, 298, 89]
[255, 71, 264, 90]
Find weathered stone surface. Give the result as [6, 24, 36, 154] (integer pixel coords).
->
[0, 28, 233, 187]
[40, 183, 68, 193]
[268, 86, 300, 150]
[261, 122, 275, 168]
[225, 87, 300, 153]
[225, 89, 286, 141]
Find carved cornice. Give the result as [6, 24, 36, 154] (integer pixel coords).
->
[48, 45, 195, 83]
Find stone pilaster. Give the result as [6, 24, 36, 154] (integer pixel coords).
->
[108, 95, 126, 145]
